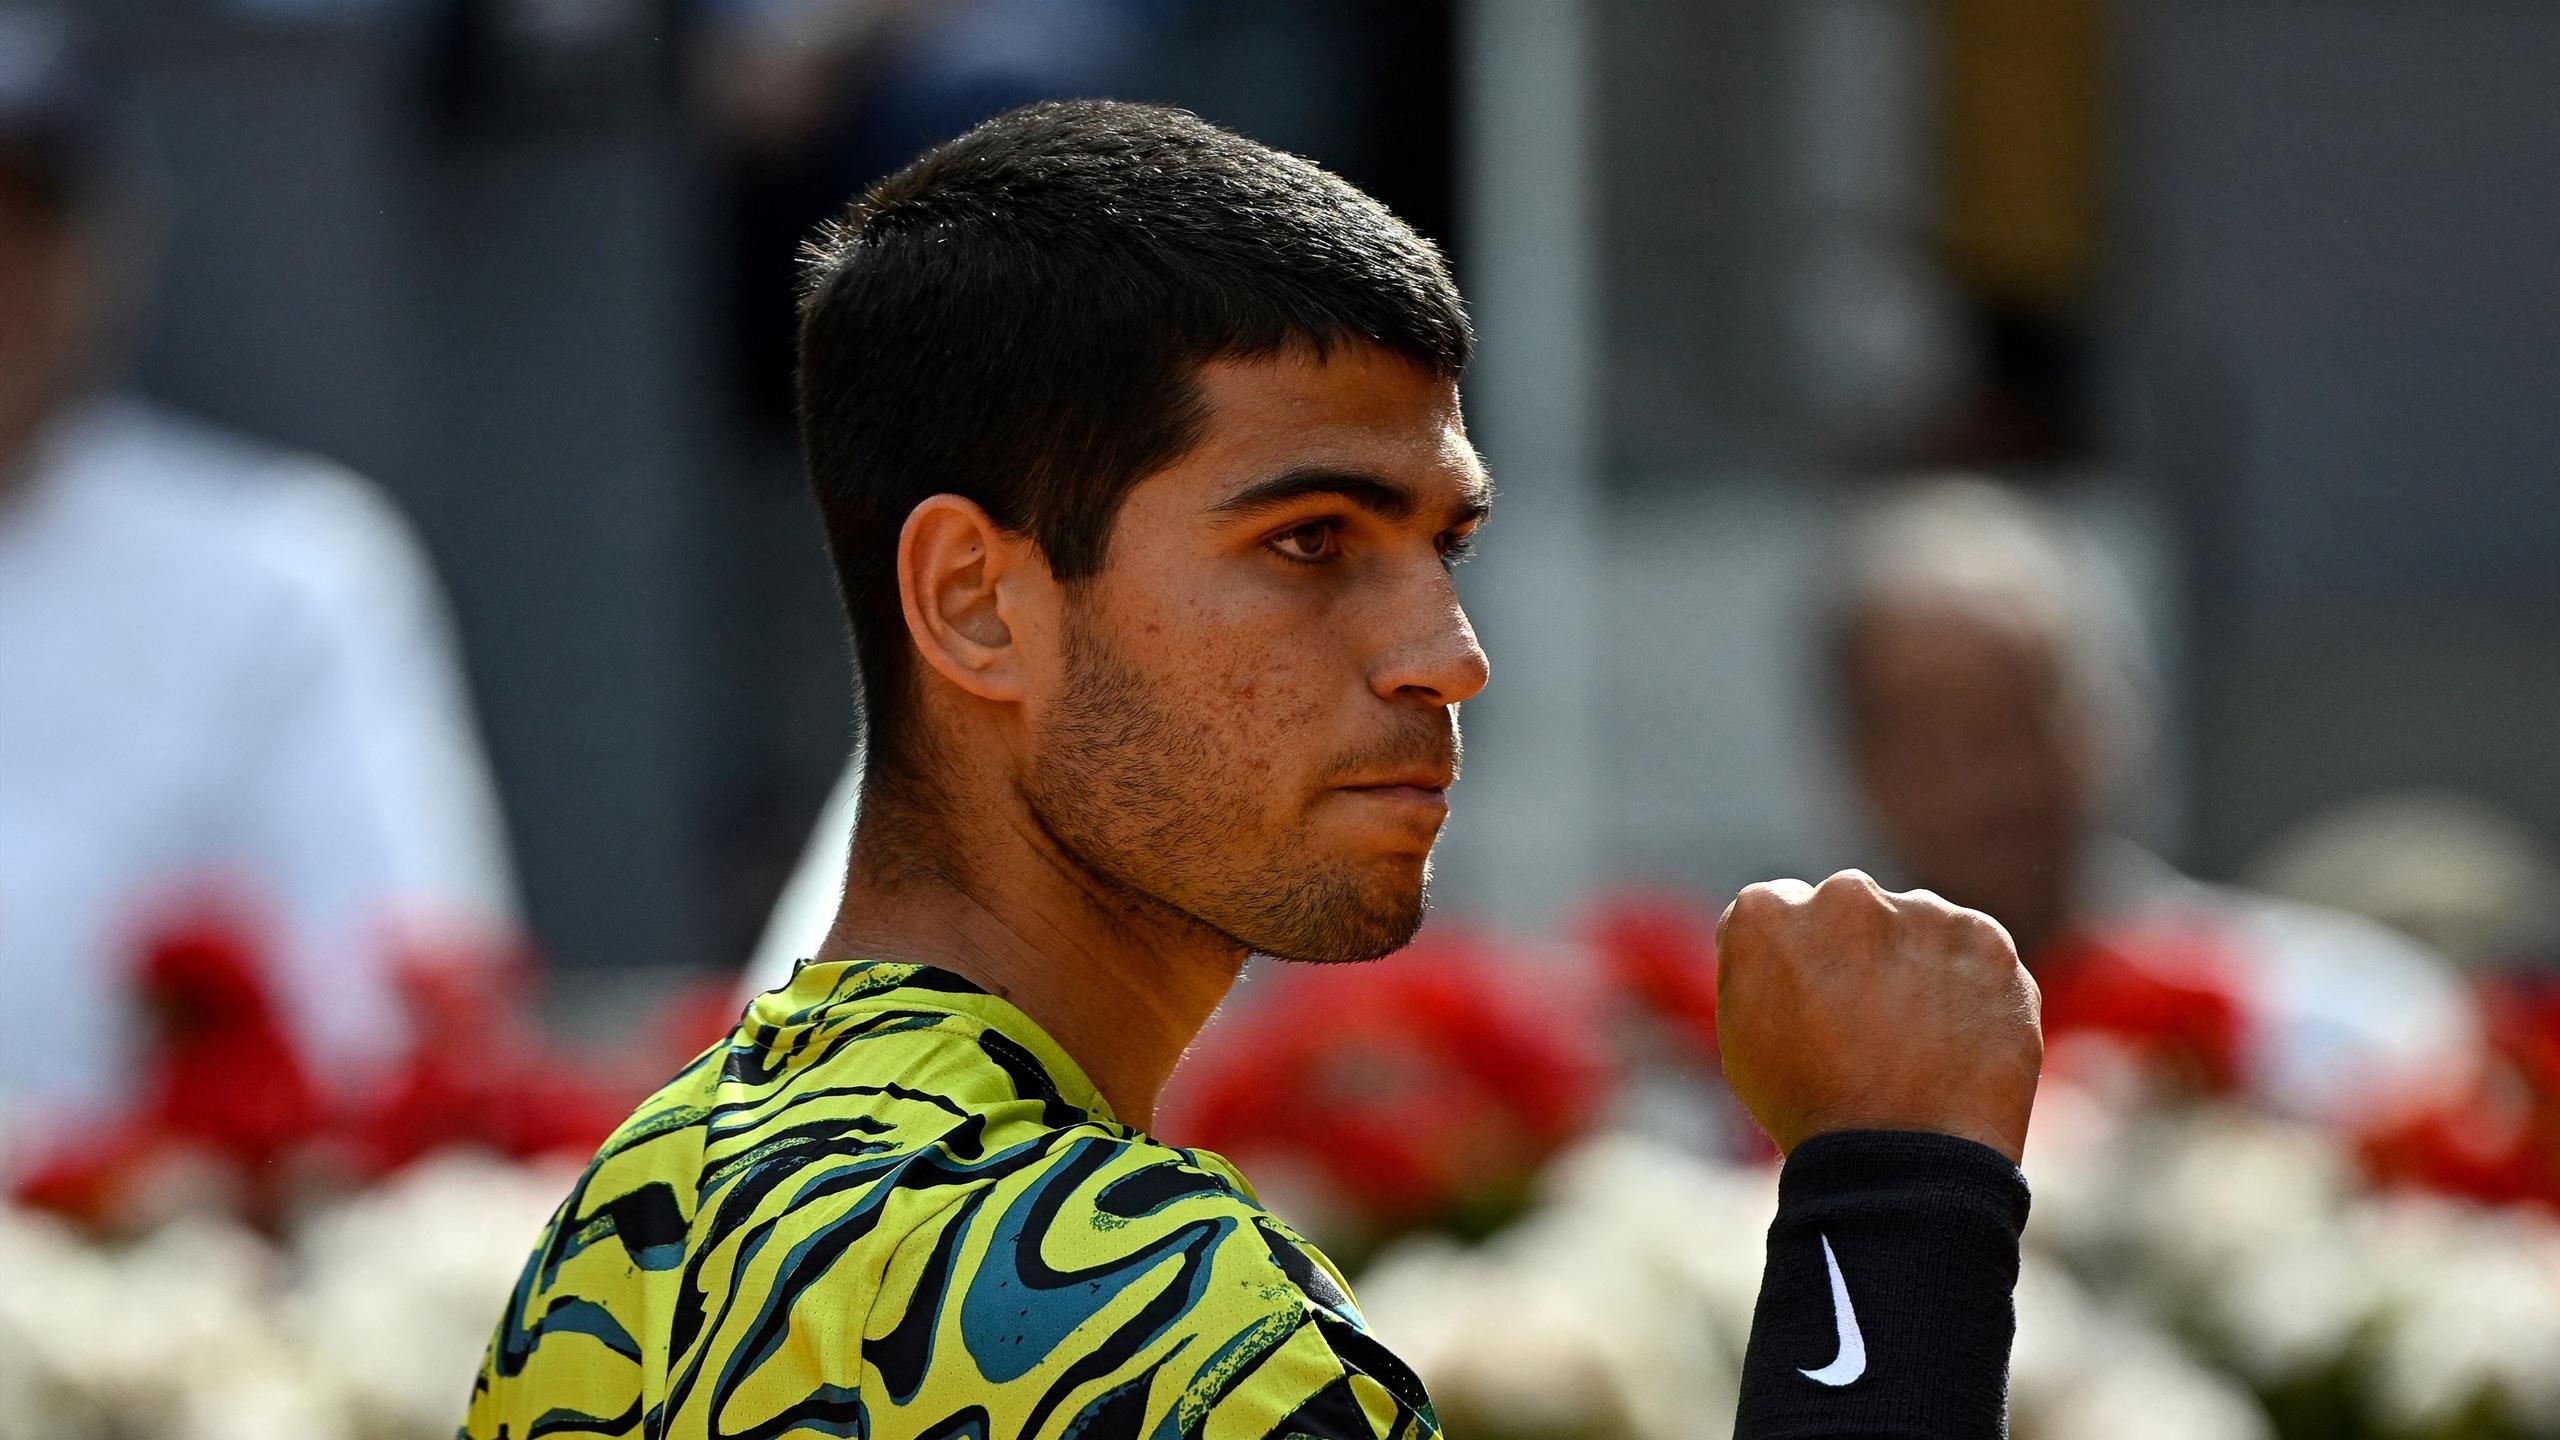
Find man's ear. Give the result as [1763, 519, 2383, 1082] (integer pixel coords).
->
[897, 494, 1047, 703]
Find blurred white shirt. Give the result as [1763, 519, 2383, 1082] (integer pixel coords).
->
[0, 398, 518, 1109]
[2080, 838, 2477, 1122]
[738, 752, 860, 1005]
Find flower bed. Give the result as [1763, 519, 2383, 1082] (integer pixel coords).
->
[1354, 1091, 2560, 1440]
[0, 1153, 569, 1440]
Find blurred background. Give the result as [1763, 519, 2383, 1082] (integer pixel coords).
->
[4, 2, 2559, 1438]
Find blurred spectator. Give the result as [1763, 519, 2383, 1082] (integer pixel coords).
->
[2252, 794, 2560, 1209]
[1827, 479, 2473, 1123]
[2251, 790, 2560, 976]
[0, 10, 518, 1115]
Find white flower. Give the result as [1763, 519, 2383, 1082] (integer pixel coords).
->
[0, 1206, 115, 1438]
[2021, 1320, 2274, 1440]
[1531, 1134, 1777, 1361]
[2008, 1251, 2106, 1416]
[2010, 1251, 2272, 1440]
[2117, 1109, 2351, 1297]
[2202, 1219, 2385, 1384]
[1355, 1135, 1763, 1440]
[0, 1205, 349, 1437]
[1358, 1232, 1640, 1437]
[167, 1352, 346, 1440]
[2357, 1196, 2560, 1433]
[2017, 1072, 2136, 1260]
[285, 1150, 576, 1437]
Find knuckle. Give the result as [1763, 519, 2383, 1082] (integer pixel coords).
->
[1939, 900, 1988, 934]
[1732, 878, 1808, 918]
[1815, 868, 1884, 906]
[1959, 908, 2020, 960]
[1717, 886, 1775, 949]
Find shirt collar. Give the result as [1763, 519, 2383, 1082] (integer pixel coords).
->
[751, 957, 1120, 1126]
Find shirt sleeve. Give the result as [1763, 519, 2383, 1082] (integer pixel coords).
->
[1182, 1219, 1442, 1440]
[1734, 1130, 2032, 1439]
[1187, 1309, 1442, 1440]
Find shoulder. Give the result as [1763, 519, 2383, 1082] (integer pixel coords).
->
[866, 1131, 1439, 1440]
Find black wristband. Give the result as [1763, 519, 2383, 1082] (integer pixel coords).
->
[1733, 1130, 2031, 1439]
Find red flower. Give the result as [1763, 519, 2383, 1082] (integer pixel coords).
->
[343, 932, 627, 1179]
[2033, 924, 2249, 1096]
[1584, 890, 1724, 1062]
[16, 900, 326, 1229]
[2359, 976, 2560, 1210]
[1158, 929, 1602, 1237]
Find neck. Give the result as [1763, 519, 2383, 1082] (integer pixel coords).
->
[821, 781, 1246, 1130]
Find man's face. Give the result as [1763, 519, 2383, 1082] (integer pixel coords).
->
[1841, 601, 2095, 954]
[1020, 344, 1490, 964]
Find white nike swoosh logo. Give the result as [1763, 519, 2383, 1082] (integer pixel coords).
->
[1799, 1234, 1868, 1387]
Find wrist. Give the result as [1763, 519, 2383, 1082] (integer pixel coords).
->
[1780, 1128, 2031, 1203]
[1783, 1111, 2026, 1165]
[1737, 1129, 2030, 1436]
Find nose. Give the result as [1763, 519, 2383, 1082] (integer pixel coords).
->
[1370, 575, 1490, 707]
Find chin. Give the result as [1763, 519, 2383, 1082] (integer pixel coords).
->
[1241, 857, 1430, 966]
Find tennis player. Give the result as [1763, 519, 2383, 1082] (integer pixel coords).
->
[463, 100, 2041, 1440]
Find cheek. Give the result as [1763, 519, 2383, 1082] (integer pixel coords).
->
[1152, 608, 1344, 783]
[1192, 653, 1334, 786]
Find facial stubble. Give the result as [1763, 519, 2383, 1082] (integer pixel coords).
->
[1024, 616, 1436, 964]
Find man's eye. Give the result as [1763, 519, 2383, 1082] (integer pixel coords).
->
[1270, 521, 1342, 563]
[1438, 531, 1477, 568]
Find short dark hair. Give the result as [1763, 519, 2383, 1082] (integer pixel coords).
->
[796, 99, 1471, 784]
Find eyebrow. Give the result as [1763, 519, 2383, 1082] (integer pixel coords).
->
[1210, 464, 1494, 528]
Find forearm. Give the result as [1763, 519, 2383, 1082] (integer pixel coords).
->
[1733, 1130, 2031, 1439]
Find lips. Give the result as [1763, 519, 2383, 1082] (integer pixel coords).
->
[1333, 782, 1452, 823]
[1325, 719, 1461, 806]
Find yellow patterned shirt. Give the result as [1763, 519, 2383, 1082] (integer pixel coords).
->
[461, 959, 1439, 1440]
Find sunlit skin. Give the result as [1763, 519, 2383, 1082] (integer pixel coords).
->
[1839, 600, 2098, 964]
[823, 343, 1491, 1127]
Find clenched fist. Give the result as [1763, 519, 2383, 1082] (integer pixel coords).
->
[1716, 870, 2043, 1163]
